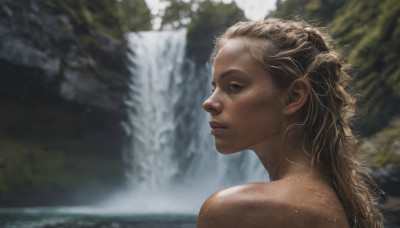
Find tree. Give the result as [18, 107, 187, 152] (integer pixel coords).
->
[187, 0, 245, 64]
[270, 0, 347, 25]
[161, 0, 193, 29]
[117, 0, 152, 31]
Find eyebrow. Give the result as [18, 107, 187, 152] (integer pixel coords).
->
[211, 69, 247, 86]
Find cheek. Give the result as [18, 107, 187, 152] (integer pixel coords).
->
[243, 89, 280, 116]
[237, 92, 282, 136]
[214, 90, 283, 154]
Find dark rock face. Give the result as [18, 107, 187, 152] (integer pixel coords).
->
[372, 166, 400, 227]
[0, 0, 129, 110]
[359, 118, 400, 226]
[372, 165, 400, 197]
[0, 0, 131, 206]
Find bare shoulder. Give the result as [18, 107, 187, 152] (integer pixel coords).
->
[197, 183, 275, 228]
[197, 181, 349, 228]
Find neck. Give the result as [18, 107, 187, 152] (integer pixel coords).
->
[252, 134, 312, 181]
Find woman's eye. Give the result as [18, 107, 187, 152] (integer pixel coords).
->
[230, 84, 242, 91]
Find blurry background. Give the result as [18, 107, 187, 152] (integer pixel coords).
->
[0, 0, 399, 227]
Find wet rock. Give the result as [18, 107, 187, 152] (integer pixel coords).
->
[0, 0, 130, 111]
[0, 0, 130, 206]
[360, 118, 400, 226]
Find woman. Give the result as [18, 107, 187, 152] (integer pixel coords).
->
[198, 19, 383, 228]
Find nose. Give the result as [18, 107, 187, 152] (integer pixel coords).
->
[203, 94, 222, 115]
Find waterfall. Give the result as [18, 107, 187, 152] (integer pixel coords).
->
[105, 29, 268, 214]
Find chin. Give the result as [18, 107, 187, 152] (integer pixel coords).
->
[215, 143, 243, 154]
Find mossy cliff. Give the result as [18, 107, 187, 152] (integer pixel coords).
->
[359, 118, 400, 224]
[269, 0, 400, 225]
[0, 0, 151, 206]
[269, 0, 400, 135]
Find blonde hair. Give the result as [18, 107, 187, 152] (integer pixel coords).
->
[213, 18, 383, 227]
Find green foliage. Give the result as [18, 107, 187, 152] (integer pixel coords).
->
[0, 140, 66, 193]
[270, 0, 400, 135]
[270, 0, 347, 25]
[0, 98, 125, 204]
[329, 0, 400, 133]
[359, 118, 400, 168]
[161, 0, 193, 29]
[187, 0, 245, 64]
[43, 0, 153, 96]
[47, 0, 152, 46]
[0, 138, 124, 196]
[53, 0, 124, 43]
[117, 0, 152, 31]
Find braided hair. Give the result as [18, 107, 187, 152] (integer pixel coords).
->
[213, 18, 383, 228]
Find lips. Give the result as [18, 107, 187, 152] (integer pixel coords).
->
[209, 121, 228, 135]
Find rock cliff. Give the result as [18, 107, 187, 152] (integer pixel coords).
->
[0, 0, 136, 206]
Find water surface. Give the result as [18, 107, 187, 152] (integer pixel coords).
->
[0, 207, 197, 228]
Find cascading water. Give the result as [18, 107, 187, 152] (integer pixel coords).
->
[105, 29, 268, 214]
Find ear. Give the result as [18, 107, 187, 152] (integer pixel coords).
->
[282, 78, 310, 116]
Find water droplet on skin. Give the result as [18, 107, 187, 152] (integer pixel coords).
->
[328, 218, 338, 223]
[314, 191, 322, 197]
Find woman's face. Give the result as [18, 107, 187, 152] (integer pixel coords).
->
[203, 38, 284, 154]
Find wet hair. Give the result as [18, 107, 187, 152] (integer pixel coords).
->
[212, 18, 383, 227]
